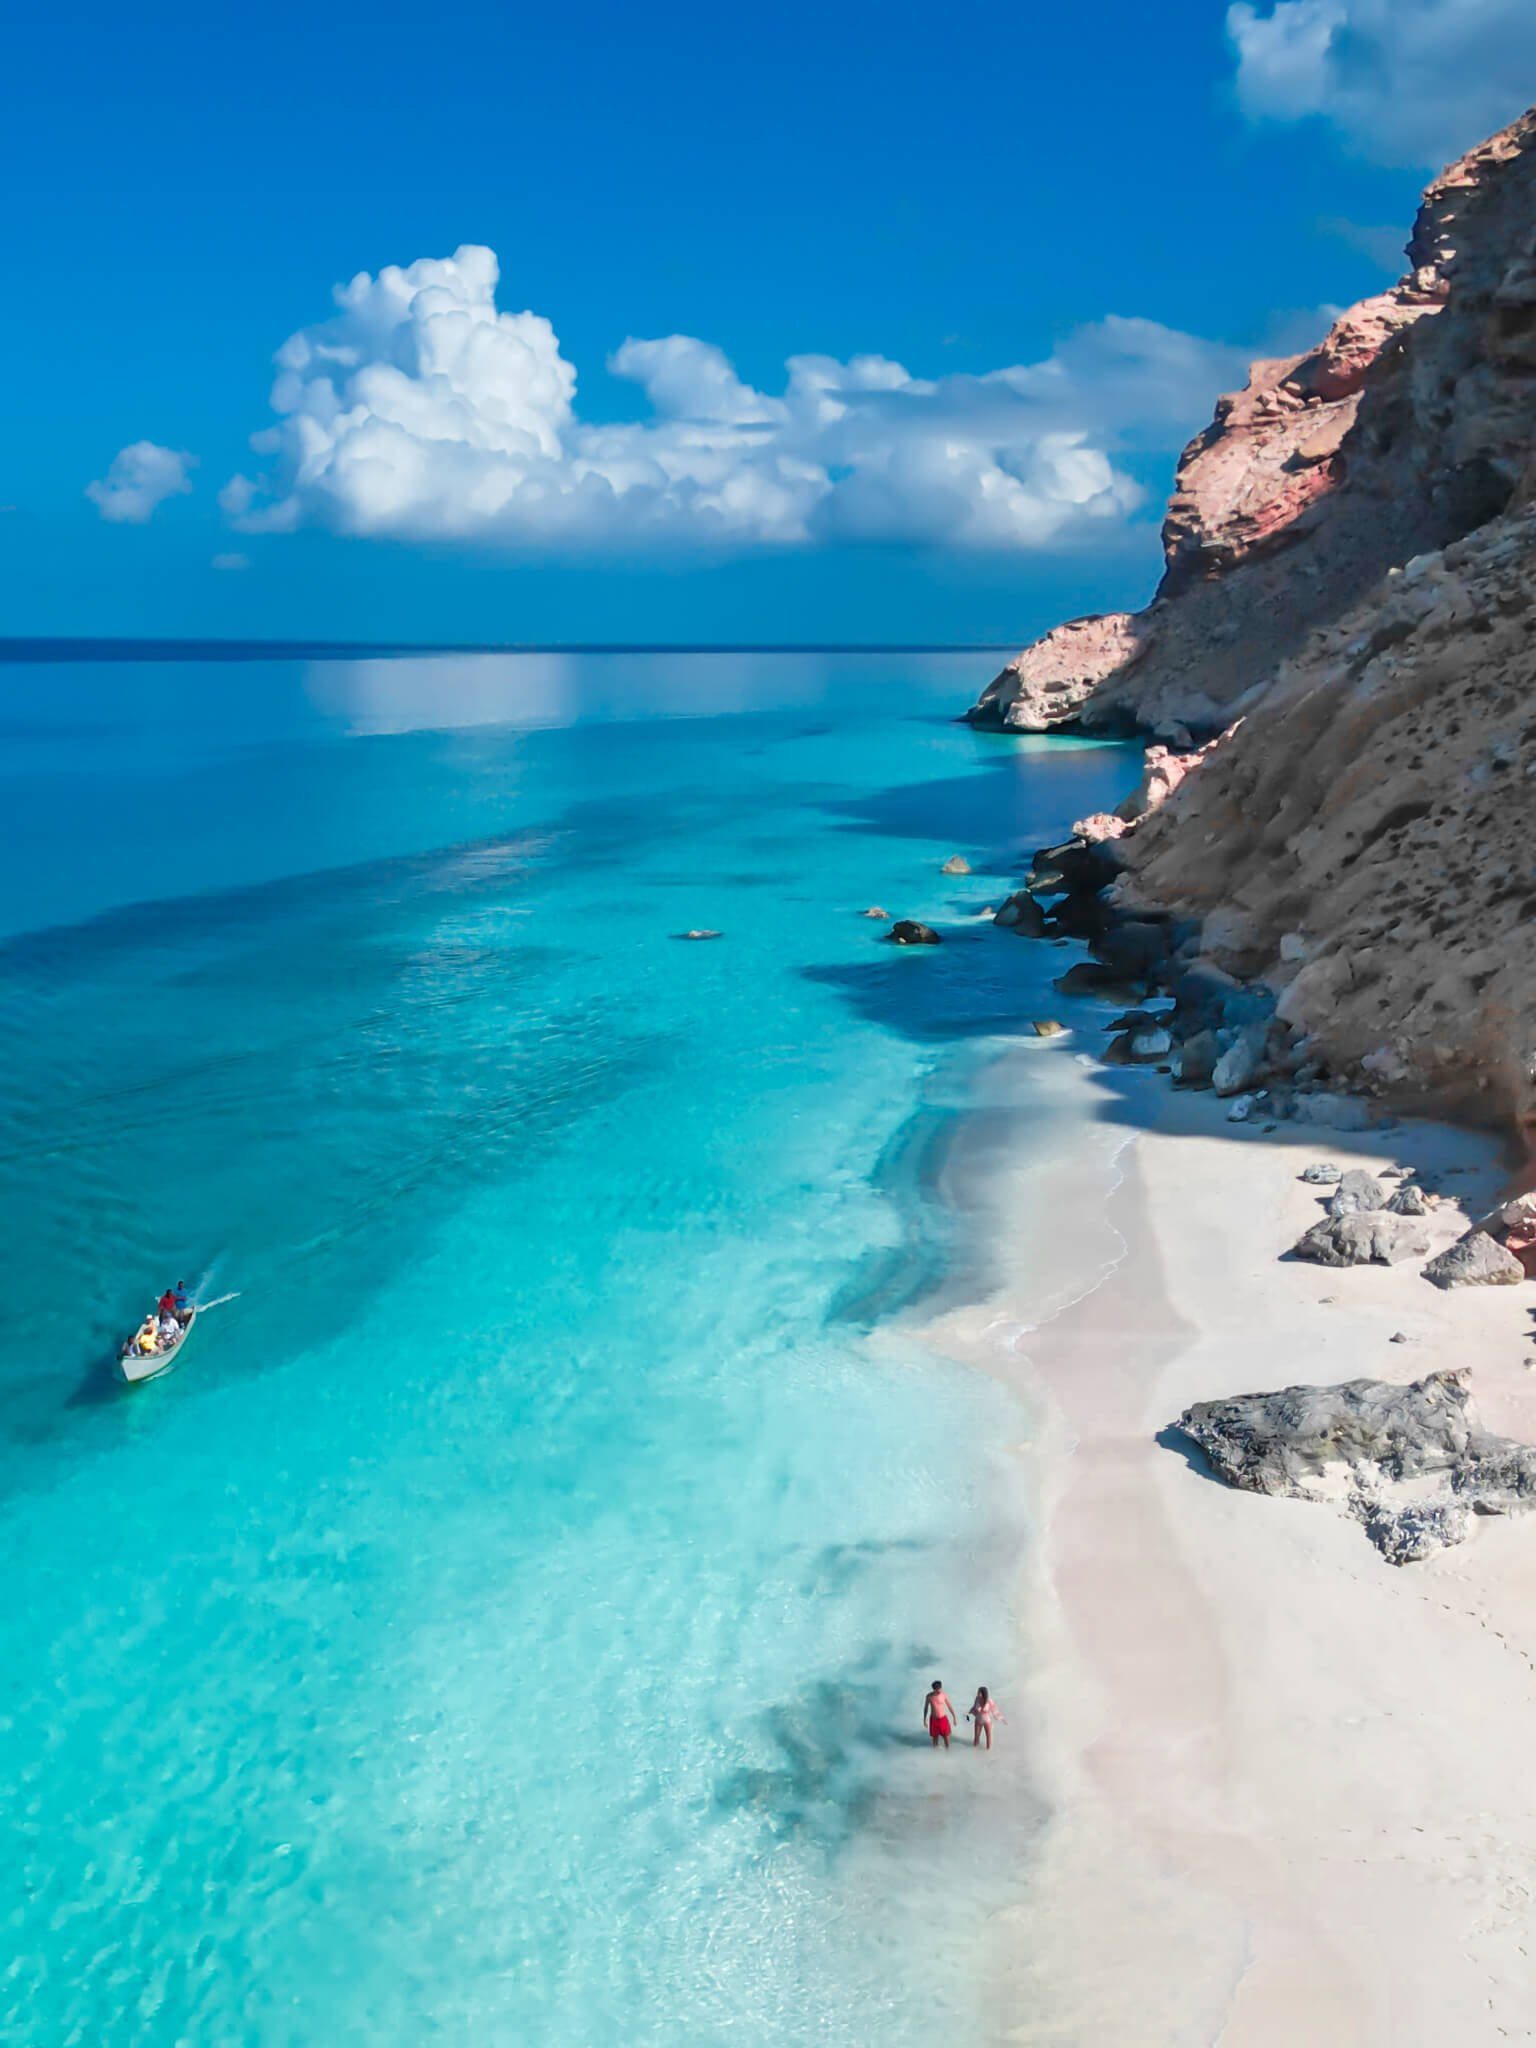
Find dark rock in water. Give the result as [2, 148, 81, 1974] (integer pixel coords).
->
[1422, 1230, 1525, 1289]
[1031, 1019, 1066, 1038]
[889, 920, 941, 947]
[941, 855, 972, 875]
[1387, 1183, 1430, 1216]
[859, 906, 891, 920]
[1104, 1007, 1171, 1033]
[1171, 1369, 1536, 1563]
[1292, 1213, 1431, 1266]
[1045, 893, 1115, 942]
[992, 890, 1048, 938]
[1327, 1168, 1390, 1218]
[1300, 1162, 1343, 1185]
[1054, 961, 1141, 999]
[1033, 837, 1120, 895]
[1090, 920, 1170, 978]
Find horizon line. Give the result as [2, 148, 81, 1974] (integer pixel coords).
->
[0, 636, 1021, 664]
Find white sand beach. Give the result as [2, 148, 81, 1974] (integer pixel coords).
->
[927, 1059, 1536, 2047]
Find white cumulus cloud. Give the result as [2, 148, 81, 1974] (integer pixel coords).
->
[87, 441, 196, 523]
[221, 247, 1245, 554]
[1228, 0, 1536, 165]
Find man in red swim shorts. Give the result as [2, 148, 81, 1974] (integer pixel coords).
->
[924, 1678, 957, 1749]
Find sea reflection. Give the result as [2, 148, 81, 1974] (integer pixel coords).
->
[303, 648, 987, 737]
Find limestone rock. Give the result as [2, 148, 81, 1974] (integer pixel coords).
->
[860, 906, 890, 920]
[1327, 1168, 1390, 1217]
[940, 855, 971, 875]
[1031, 1019, 1066, 1038]
[1172, 1369, 1536, 1563]
[1422, 1230, 1526, 1289]
[1300, 1162, 1343, 1185]
[1387, 1182, 1430, 1216]
[1292, 1213, 1431, 1266]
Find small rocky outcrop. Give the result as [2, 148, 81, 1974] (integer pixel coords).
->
[1174, 1369, 1536, 1562]
[1291, 1213, 1431, 1267]
[993, 890, 1048, 938]
[940, 855, 971, 875]
[888, 920, 941, 946]
[1422, 1230, 1526, 1288]
[860, 906, 890, 920]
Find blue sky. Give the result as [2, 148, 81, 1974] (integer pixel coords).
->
[5, 0, 1534, 644]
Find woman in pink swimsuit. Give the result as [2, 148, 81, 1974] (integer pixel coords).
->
[968, 1685, 1006, 1750]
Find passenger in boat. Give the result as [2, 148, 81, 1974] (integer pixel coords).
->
[157, 1314, 179, 1347]
[158, 1288, 178, 1321]
[135, 1317, 159, 1356]
[173, 1280, 190, 1317]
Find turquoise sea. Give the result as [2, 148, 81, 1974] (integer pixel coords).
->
[0, 649, 1130, 2045]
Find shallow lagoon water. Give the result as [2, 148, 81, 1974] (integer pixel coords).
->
[0, 651, 1130, 2043]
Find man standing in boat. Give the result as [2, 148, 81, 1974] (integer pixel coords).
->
[158, 1286, 179, 1323]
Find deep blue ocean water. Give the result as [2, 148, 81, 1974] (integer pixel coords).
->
[0, 650, 1130, 2044]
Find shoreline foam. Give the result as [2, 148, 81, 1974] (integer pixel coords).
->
[921, 1054, 1536, 2045]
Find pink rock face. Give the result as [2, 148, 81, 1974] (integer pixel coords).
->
[970, 612, 1152, 732]
[970, 108, 1536, 746]
[1073, 812, 1129, 843]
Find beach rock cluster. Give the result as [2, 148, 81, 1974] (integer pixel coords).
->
[1174, 1369, 1536, 1563]
[971, 107, 1536, 1157]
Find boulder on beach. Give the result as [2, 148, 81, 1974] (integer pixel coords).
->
[1327, 1168, 1390, 1218]
[1171, 1369, 1536, 1563]
[1422, 1230, 1525, 1289]
[1300, 1162, 1343, 1185]
[889, 920, 941, 946]
[1291, 1212, 1431, 1266]
[1387, 1183, 1430, 1216]
[940, 855, 971, 875]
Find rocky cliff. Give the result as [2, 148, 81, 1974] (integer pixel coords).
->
[975, 109, 1536, 1153]
[972, 111, 1536, 743]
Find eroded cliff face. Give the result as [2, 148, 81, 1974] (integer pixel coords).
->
[976, 109, 1536, 1151]
[971, 110, 1536, 743]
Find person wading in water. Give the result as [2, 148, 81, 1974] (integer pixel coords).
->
[967, 1685, 1006, 1750]
[923, 1679, 958, 1750]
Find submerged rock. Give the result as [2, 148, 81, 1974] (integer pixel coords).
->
[1422, 1230, 1525, 1289]
[1172, 1369, 1536, 1563]
[679, 929, 722, 941]
[859, 906, 890, 920]
[888, 920, 941, 946]
[941, 855, 972, 875]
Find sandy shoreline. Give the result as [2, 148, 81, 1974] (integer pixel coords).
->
[923, 1051, 1536, 2046]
